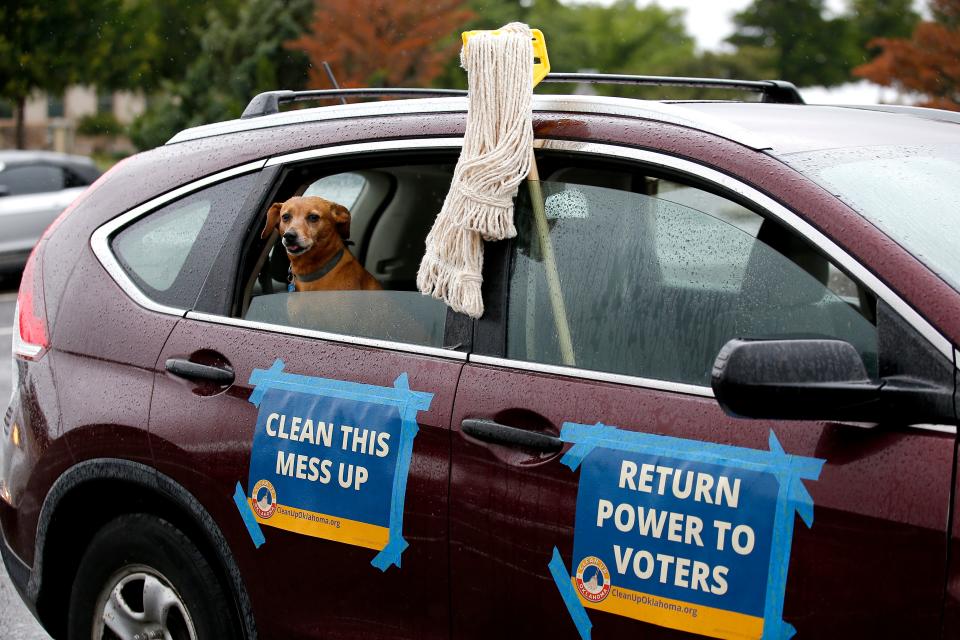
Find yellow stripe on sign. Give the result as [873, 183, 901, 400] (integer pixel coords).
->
[250, 500, 390, 550]
[575, 580, 764, 640]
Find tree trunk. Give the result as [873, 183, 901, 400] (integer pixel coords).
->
[15, 95, 26, 149]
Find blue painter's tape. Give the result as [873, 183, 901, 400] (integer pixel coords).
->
[232, 481, 265, 548]
[371, 373, 422, 571]
[560, 422, 607, 471]
[554, 422, 825, 639]
[248, 359, 284, 407]
[244, 361, 433, 570]
[549, 547, 592, 640]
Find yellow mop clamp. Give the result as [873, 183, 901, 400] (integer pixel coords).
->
[461, 28, 551, 87]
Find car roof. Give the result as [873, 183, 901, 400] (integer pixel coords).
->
[166, 95, 960, 157]
[166, 95, 771, 149]
[676, 102, 960, 156]
[0, 150, 96, 166]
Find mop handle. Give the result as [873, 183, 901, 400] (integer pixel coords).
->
[527, 147, 576, 367]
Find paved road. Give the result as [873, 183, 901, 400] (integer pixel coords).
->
[0, 282, 52, 640]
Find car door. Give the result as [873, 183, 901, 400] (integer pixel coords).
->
[449, 144, 956, 639]
[148, 143, 466, 640]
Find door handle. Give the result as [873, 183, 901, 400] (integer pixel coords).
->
[165, 358, 235, 385]
[461, 419, 563, 453]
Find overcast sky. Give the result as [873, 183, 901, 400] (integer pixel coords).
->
[652, 0, 847, 50]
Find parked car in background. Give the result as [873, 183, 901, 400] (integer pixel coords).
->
[3, 75, 960, 640]
[0, 151, 101, 275]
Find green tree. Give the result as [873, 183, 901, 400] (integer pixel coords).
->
[435, 0, 529, 88]
[130, 0, 312, 150]
[0, 1, 120, 148]
[728, 0, 859, 87]
[848, 0, 920, 61]
[93, 0, 243, 92]
[438, 0, 698, 96]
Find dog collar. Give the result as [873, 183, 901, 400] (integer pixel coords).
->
[287, 247, 345, 292]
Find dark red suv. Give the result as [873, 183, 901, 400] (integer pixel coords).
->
[4, 75, 960, 640]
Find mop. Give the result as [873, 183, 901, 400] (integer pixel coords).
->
[417, 23, 576, 365]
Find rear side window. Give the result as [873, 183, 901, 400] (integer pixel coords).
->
[506, 180, 878, 386]
[0, 164, 65, 195]
[112, 172, 257, 309]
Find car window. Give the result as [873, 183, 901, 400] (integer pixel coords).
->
[112, 172, 257, 309]
[0, 164, 66, 195]
[240, 162, 455, 347]
[63, 166, 94, 188]
[506, 180, 878, 386]
[789, 144, 960, 294]
[303, 172, 366, 209]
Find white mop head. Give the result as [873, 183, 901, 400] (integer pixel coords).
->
[417, 22, 534, 318]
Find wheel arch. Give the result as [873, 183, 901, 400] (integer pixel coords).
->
[28, 458, 257, 639]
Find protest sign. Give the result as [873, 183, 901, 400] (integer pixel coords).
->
[234, 359, 433, 570]
[550, 422, 824, 639]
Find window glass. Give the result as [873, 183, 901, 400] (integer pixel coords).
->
[243, 164, 453, 347]
[303, 172, 366, 209]
[63, 167, 91, 188]
[0, 164, 65, 195]
[48, 94, 65, 118]
[115, 200, 210, 291]
[97, 91, 114, 115]
[788, 144, 960, 294]
[507, 181, 877, 386]
[112, 172, 257, 309]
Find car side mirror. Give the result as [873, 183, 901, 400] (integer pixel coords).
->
[711, 338, 956, 424]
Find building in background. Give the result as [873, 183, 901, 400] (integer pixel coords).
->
[0, 87, 144, 155]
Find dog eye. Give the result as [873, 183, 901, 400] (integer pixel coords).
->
[307, 214, 320, 222]
[281, 214, 291, 222]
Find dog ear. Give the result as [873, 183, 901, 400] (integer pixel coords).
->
[331, 203, 351, 239]
[260, 202, 283, 240]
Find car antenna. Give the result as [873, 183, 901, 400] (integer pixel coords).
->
[321, 61, 348, 106]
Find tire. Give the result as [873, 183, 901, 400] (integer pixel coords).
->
[67, 513, 238, 640]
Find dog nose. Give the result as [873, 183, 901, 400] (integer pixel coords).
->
[283, 231, 298, 242]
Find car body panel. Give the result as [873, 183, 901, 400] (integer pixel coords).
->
[0, 356, 72, 567]
[1, 98, 957, 639]
[449, 363, 953, 637]
[149, 316, 461, 639]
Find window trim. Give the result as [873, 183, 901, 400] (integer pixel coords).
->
[184, 311, 467, 361]
[91, 138, 954, 398]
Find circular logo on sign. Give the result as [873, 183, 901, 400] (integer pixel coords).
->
[252, 479, 277, 519]
[575, 556, 611, 603]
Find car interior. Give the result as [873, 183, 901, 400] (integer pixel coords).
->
[240, 152, 877, 381]
[243, 158, 457, 346]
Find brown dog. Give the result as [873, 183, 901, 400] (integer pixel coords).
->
[260, 196, 381, 292]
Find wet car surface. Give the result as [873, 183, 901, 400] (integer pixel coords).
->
[3, 88, 960, 640]
[0, 289, 51, 640]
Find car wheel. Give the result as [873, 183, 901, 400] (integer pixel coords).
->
[68, 513, 237, 640]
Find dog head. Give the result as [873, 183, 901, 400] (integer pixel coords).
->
[260, 196, 351, 257]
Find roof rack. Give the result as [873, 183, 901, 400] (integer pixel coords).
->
[241, 88, 467, 119]
[542, 73, 804, 105]
[241, 72, 804, 119]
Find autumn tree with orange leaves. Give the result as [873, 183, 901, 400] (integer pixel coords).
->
[288, 0, 474, 89]
[854, 0, 960, 110]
